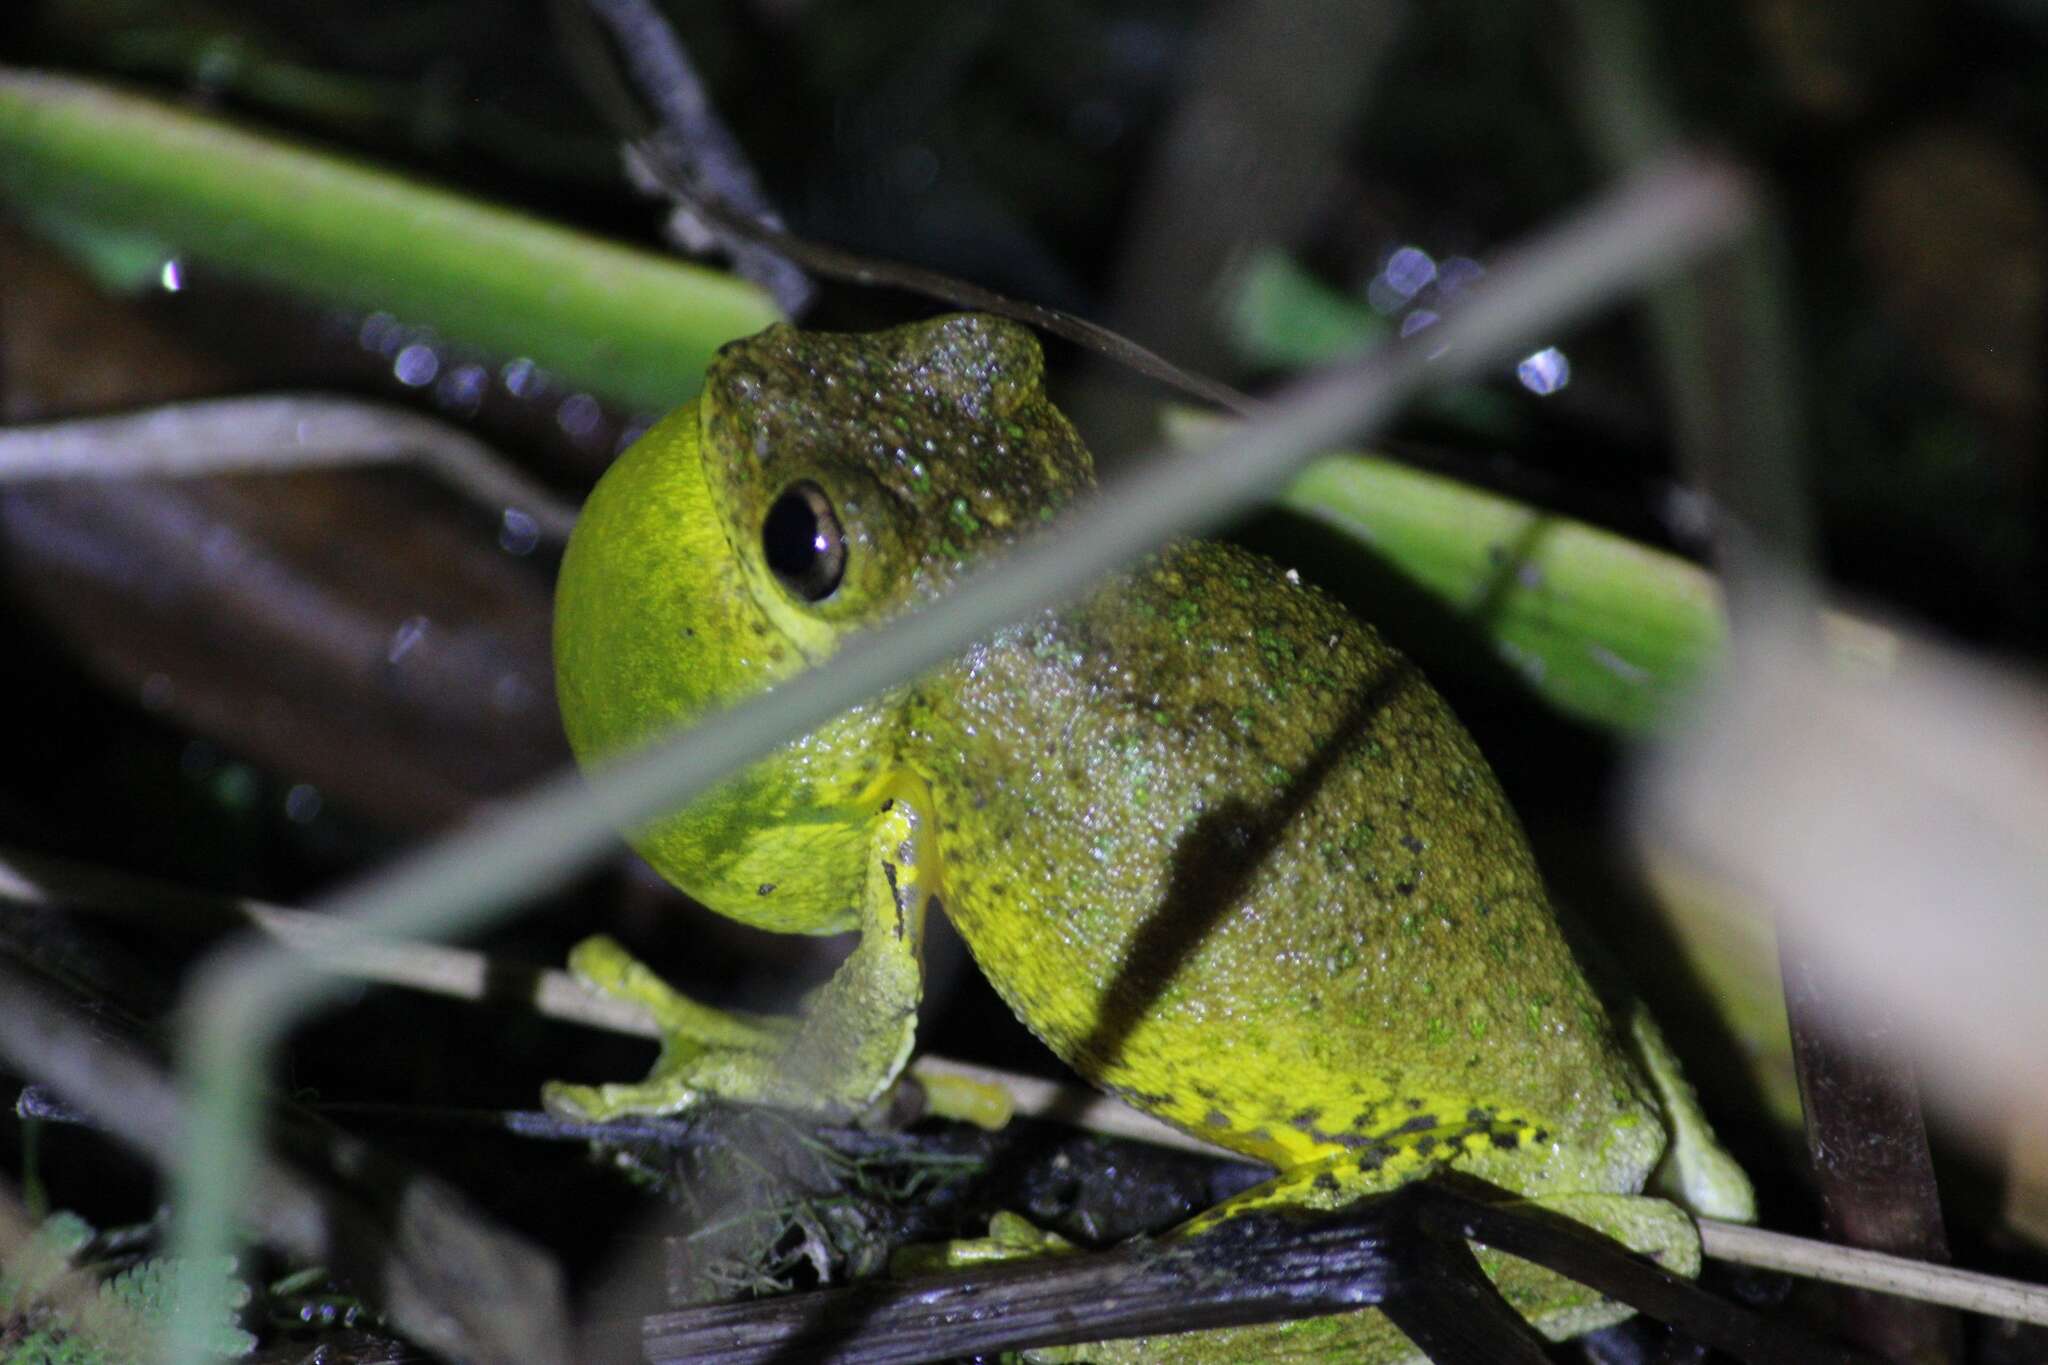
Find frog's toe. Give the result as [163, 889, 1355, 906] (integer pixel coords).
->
[565, 933, 690, 1011]
[564, 933, 798, 1053]
[985, 1210, 1074, 1254]
[564, 933, 637, 988]
[541, 1076, 708, 1122]
[905, 1064, 1014, 1131]
[889, 1211, 1076, 1275]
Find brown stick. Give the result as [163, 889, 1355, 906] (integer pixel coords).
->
[642, 1182, 1871, 1365]
[1782, 940, 1964, 1365]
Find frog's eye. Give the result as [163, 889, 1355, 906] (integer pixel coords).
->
[762, 480, 847, 602]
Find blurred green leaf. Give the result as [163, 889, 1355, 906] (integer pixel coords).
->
[1227, 249, 1527, 437]
[1228, 249, 1386, 368]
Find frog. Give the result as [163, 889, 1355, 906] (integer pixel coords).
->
[546, 312, 1754, 1362]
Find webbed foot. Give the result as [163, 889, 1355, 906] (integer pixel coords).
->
[542, 934, 800, 1121]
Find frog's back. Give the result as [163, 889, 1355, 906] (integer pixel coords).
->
[911, 538, 1659, 1196]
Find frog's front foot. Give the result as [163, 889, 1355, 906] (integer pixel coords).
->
[544, 926, 1018, 1126]
[543, 934, 801, 1122]
[540, 1058, 776, 1123]
[541, 1077, 698, 1122]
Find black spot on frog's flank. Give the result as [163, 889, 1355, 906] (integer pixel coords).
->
[1464, 1107, 1493, 1125]
[1112, 1084, 1175, 1112]
[1414, 1135, 1438, 1157]
[1300, 1123, 1374, 1152]
[1404, 1098, 1425, 1111]
[1490, 1130, 1523, 1151]
[1394, 880, 1418, 897]
[1289, 1108, 1324, 1132]
[1204, 1108, 1232, 1129]
[879, 797, 894, 812]
[1399, 833, 1424, 855]
[757, 883, 776, 896]
[1312, 1171, 1342, 1195]
[1388, 1112, 1438, 1137]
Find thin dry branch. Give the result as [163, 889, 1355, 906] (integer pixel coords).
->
[0, 395, 578, 541]
[556, 0, 814, 315]
[560, 0, 1255, 416]
[1697, 1223, 2048, 1329]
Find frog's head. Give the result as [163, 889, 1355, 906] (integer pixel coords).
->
[554, 314, 1090, 932]
[700, 313, 1094, 662]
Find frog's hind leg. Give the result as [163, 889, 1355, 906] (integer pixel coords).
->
[1184, 1145, 1697, 1352]
[1627, 1003, 1757, 1222]
[565, 933, 796, 1050]
[545, 788, 958, 1122]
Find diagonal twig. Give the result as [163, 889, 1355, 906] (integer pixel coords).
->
[558, 0, 1254, 417]
[552, 0, 813, 317]
[0, 395, 578, 541]
[1426, 1188, 1867, 1365]
[639, 1186, 1433, 1365]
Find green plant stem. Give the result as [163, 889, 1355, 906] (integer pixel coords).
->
[1167, 422, 1731, 732]
[0, 69, 781, 412]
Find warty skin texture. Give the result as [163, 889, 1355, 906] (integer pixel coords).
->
[552, 313, 1741, 1363]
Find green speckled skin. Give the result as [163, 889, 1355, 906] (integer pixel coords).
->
[553, 314, 1745, 1361]
[912, 540, 1657, 1191]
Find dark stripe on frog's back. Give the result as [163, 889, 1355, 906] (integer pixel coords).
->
[914, 539, 1642, 1166]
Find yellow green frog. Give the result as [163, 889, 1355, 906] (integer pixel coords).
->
[547, 312, 1753, 1361]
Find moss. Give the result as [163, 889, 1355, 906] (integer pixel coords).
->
[0, 1213, 255, 1363]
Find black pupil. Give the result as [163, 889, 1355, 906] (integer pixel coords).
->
[762, 482, 846, 601]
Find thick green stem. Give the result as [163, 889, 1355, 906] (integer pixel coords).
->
[0, 69, 781, 412]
